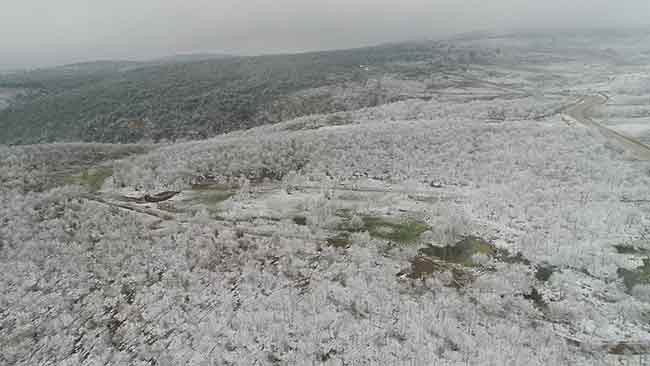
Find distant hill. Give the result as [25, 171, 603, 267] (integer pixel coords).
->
[151, 53, 234, 64]
[0, 60, 141, 91]
[0, 42, 494, 144]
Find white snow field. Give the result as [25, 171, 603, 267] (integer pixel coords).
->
[3, 33, 650, 366]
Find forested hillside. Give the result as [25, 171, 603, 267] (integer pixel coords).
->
[0, 43, 494, 144]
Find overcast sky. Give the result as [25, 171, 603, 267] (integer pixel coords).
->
[1, 0, 649, 69]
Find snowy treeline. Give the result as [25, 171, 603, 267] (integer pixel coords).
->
[114, 110, 567, 192]
[246, 95, 566, 136]
[0, 143, 150, 191]
[4, 111, 650, 364]
[112, 111, 650, 277]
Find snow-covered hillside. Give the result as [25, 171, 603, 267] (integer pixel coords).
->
[3, 33, 650, 365]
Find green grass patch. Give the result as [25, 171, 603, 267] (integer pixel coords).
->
[336, 213, 430, 244]
[419, 236, 496, 267]
[402, 255, 477, 288]
[405, 236, 505, 288]
[186, 186, 234, 215]
[360, 215, 430, 244]
[202, 191, 234, 205]
[188, 184, 234, 206]
[65, 167, 113, 191]
[327, 233, 352, 249]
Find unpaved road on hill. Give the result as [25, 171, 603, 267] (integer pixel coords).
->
[564, 94, 650, 160]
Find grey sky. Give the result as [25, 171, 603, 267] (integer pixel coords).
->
[1, 0, 649, 69]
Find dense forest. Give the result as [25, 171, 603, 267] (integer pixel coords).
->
[0, 42, 494, 144]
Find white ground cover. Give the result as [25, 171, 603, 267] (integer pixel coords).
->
[4, 34, 650, 365]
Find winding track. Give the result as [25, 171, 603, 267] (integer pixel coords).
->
[560, 95, 650, 354]
[564, 94, 650, 160]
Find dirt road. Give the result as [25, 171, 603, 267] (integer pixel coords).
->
[564, 95, 650, 160]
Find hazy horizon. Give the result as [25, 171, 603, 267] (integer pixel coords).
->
[2, 0, 650, 70]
